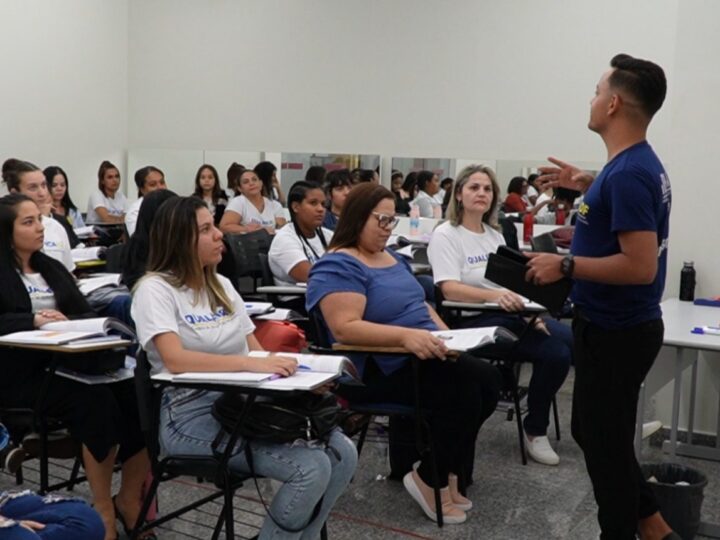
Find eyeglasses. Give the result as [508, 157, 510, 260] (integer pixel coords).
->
[371, 212, 399, 229]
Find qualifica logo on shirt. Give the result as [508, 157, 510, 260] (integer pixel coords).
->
[467, 254, 489, 265]
[27, 285, 53, 295]
[184, 307, 235, 329]
[45, 240, 58, 248]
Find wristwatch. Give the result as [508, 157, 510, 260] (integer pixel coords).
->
[560, 254, 575, 278]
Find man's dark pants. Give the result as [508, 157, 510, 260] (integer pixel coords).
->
[571, 315, 664, 539]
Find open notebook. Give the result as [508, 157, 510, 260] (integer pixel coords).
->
[430, 327, 510, 353]
[0, 317, 134, 346]
[165, 351, 361, 391]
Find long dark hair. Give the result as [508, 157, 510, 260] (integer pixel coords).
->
[254, 161, 277, 199]
[287, 181, 327, 260]
[226, 162, 245, 196]
[329, 184, 394, 251]
[0, 193, 35, 271]
[193, 164, 225, 204]
[134, 165, 164, 198]
[122, 189, 178, 289]
[44, 166, 78, 213]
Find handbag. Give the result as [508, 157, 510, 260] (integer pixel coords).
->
[212, 391, 340, 444]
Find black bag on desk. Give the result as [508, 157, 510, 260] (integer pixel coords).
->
[485, 246, 573, 316]
[58, 346, 126, 375]
[212, 392, 341, 444]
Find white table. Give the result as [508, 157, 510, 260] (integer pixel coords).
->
[645, 298, 720, 538]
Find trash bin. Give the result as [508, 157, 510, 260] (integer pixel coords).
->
[641, 463, 708, 540]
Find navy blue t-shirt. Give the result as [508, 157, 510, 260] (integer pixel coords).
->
[306, 249, 437, 376]
[571, 141, 671, 329]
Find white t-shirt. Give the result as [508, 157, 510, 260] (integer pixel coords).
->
[125, 197, 143, 236]
[412, 190, 441, 218]
[131, 274, 255, 375]
[42, 215, 75, 272]
[535, 191, 553, 219]
[269, 225, 333, 288]
[427, 221, 506, 290]
[225, 195, 284, 232]
[19, 272, 57, 312]
[86, 190, 129, 224]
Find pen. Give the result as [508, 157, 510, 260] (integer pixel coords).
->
[691, 326, 720, 336]
[297, 364, 312, 370]
[435, 334, 452, 340]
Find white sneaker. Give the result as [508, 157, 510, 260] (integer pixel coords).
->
[523, 432, 560, 466]
[642, 420, 663, 440]
[402, 471, 467, 524]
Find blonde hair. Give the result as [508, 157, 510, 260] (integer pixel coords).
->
[445, 164, 501, 230]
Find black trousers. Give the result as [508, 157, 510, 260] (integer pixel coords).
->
[571, 315, 663, 540]
[339, 353, 501, 488]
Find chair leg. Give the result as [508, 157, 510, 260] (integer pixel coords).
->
[355, 421, 370, 458]
[211, 504, 226, 540]
[131, 472, 162, 540]
[320, 522, 328, 540]
[552, 396, 561, 441]
[512, 382, 527, 466]
[223, 473, 235, 540]
[425, 428, 443, 528]
[67, 456, 82, 491]
[39, 423, 49, 494]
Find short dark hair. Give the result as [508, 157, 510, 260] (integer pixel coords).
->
[440, 177, 453, 190]
[98, 160, 120, 195]
[507, 176, 526, 195]
[329, 183, 394, 251]
[134, 165, 164, 197]
[355, 169, 375, 183]
[609, 53, 667, 119]
[305, 166, 327, 184]
[324, 169, 352, 193]
[416, 170, 436, 192]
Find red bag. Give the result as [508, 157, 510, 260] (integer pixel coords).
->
[253, 320, 307, 353]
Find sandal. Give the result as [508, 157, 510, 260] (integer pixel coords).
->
[113, 495, 158, 539]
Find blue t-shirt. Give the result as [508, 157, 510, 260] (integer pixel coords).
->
[571, 141, 671, 329]
[306, 250, 437, 376]
[321, 211, 339, 231]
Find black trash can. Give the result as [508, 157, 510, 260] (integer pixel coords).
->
[641, 463, 708, 540]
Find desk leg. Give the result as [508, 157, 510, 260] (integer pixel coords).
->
[688, 358, 698, 445]
[668, 347, 684, 460]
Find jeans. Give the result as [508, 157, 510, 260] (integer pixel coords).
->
[0, 492, 104, 540]
[160, 389, 358, 539]
[571, 316, 663, 539]
[460, 313, 573, 436]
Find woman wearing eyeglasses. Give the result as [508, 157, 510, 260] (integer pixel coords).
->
[306, 183, 501, 525]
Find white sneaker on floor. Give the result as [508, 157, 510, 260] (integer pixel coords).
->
[642, 420, 663, 440]
[523, 432, 560, 466]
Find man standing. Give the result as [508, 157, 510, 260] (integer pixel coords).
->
[527, 54, 677, 539]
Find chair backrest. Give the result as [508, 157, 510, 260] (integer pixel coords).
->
[104, 243, 127, 273]
[258, 252, 275, 287]
[498, 217, 520, 250]
[530, 232, 558, 253]
[219, 230, 273, 292]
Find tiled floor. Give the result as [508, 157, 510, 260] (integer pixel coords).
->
[2, 370, 718, 539]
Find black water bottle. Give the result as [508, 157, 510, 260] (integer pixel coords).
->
[679, 261, 696, 301]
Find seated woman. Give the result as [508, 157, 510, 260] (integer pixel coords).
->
[125, 166, 167, 237]
[86, 161, 128, 225]
[131, 196, 357, 539]
[269, 181, 332, 313]
[225, 162, 245, 199]
[121, 189, 178, 290]
[219, 169, 286, 234]
[503, 176, 530, 213]
[306, 183, 501, 525]
[321, 169, 352, 230]
[254, 161, 286, 206]
[193, 164, 227, 225]
[411, 170, 442, 218]
[0, 194, 150, 540]
[427, 164, 573, 466]
[45, 165, 85, 229]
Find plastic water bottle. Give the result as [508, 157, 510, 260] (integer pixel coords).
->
[555, 203, 566, 225]
[679, 261, 696, 301]
[522, 212, 534, 243]
[409, 204, 420, 236]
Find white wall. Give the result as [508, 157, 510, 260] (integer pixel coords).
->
[0, 0, 128, 209]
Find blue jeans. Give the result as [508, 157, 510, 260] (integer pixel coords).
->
[460, 314, 573, 436]
[0, 492, 104, 540]
[160, 389, 358, 539]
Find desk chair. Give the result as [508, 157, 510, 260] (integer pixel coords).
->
[132, 350, 251, 540]
[104, 243, 127, 273]
[434, 287, 560, 465]
[308, 309, 447, 527]
[218, 230, 273, 297]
